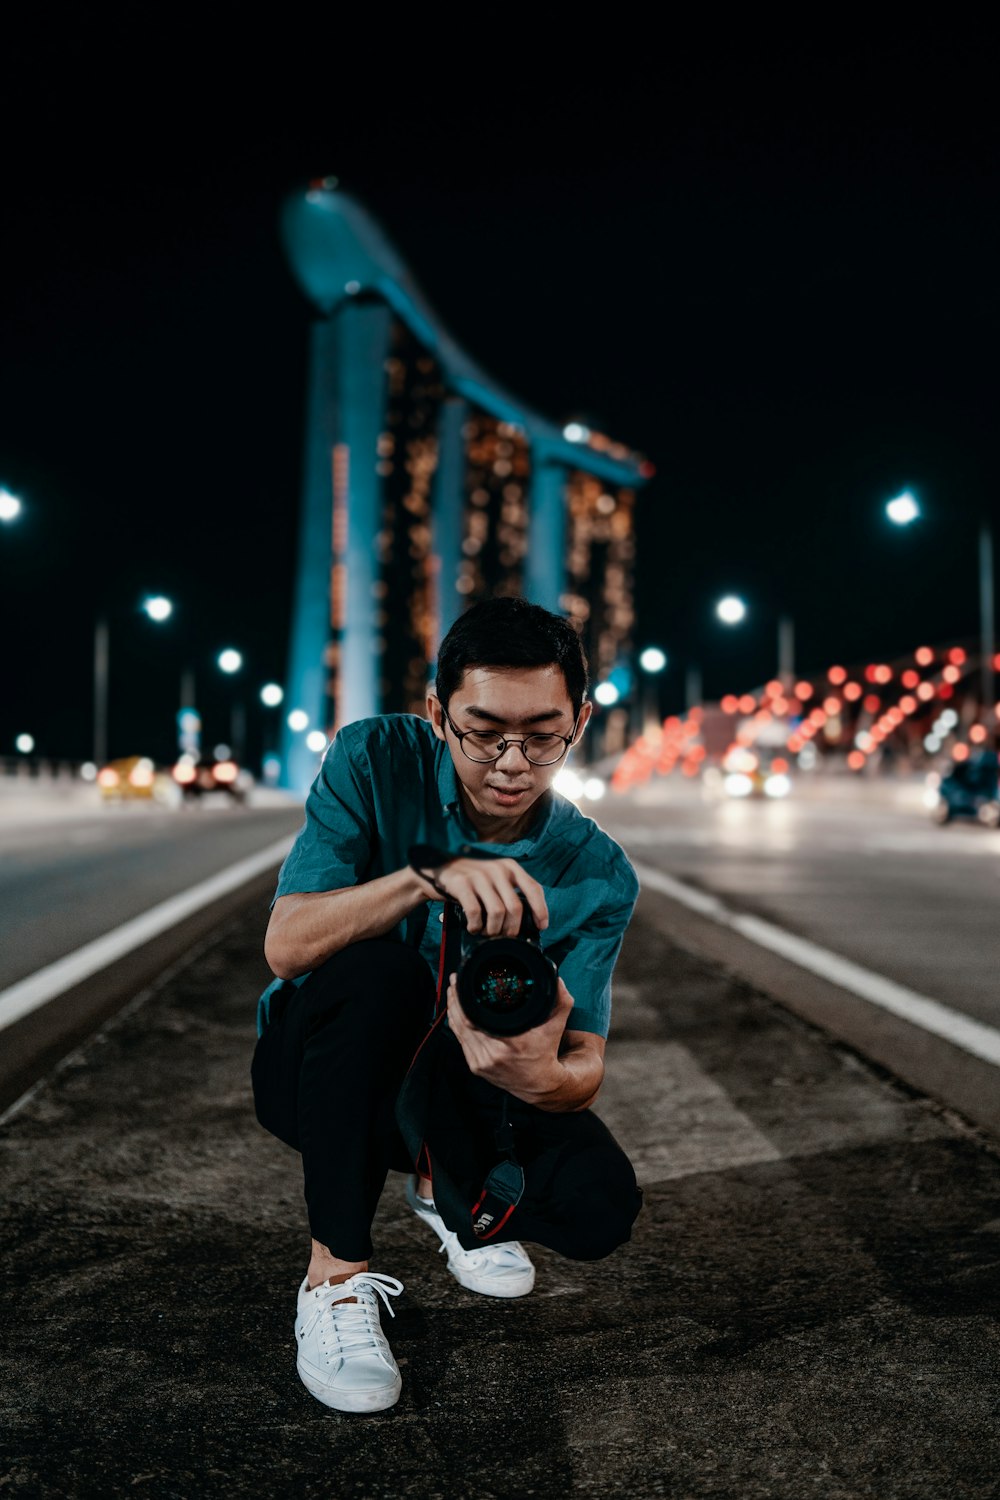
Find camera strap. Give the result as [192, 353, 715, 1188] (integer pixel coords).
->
[470, 1093, 525, 1240]
[408, 855, 528, 1242]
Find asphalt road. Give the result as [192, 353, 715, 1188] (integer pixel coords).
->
[0, 803, 305, 993]
[598, 780, 1000, 1032]
[2, 890, 998, 1497]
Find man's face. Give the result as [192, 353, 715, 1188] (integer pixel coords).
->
[428, 664, 591, 830]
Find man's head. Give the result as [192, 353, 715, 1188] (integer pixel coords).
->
[427, 597, 592, 833]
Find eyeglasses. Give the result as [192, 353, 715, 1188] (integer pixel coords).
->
[442, 708, 579, 766]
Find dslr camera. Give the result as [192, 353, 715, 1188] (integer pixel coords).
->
[453, 896, 559, 1036]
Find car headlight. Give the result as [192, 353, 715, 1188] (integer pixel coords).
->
[724, 773, 753, 798]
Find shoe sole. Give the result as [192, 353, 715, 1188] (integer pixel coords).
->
[297, 1363, 402, 1413]
[448, 1264, 536, 1298]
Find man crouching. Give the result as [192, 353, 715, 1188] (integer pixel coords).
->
[252, 596, 642, 1413]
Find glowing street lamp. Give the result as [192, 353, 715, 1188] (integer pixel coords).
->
[715, 595, 747, 626]
[94, 595, 174, 766]
[287, 709, 309, 733]
[260, 683, 284, 708]
[217, 648, 243, 674]
[142, 595, 174, 623]
[885, 491, 920, 526]
[594, 682, 620, 707]
[0, 487, 23, 523]
[713, 595, 795, 690]
[884, 490, 995, 743]
[638, 647, 668, 734]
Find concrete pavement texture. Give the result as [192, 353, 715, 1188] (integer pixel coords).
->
[2, 889, 999, 1499]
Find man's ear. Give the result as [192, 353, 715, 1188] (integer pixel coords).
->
[426, 690, 447, 742]
[572, 700, 594, 743]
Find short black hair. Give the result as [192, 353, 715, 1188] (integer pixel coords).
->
[435, 597, 588, 721]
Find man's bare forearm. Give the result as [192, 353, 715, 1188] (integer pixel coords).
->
[265, 867, 434, 979]
[506, 1048, 605, 1114]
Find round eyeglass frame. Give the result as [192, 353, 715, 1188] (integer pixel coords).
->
[441, 707, 580, 766]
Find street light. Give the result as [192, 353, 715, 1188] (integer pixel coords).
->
[884, 491, 995, 743]
[886, 491, 920, 526]
[216, 650, 246, 759]
[0, 487, 23, 523]
[260, 683, 284, 707]
[710, 595, 795, 695]
[142, 596, 174, 623]
[638, 647, 668, 735]
[94, 595, 174, 766]
[715, 595, 747, 625]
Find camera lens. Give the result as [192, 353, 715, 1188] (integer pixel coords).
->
[457, 936, 558, 1036]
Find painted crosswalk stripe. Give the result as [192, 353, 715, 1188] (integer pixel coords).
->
[598, 1040, 783, 1183]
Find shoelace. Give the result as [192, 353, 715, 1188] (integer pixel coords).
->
[310, 1273, 404, 1362]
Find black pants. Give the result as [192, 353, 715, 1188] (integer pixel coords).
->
[251, 939, 642, 1262]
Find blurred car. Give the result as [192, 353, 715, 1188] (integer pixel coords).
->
[704, 748, 793, 800]
[926, 751, 999, 827]
[172, 753, 250, 805]
[97, 756, 174, 803]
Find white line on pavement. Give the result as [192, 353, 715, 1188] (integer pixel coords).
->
[0, 836, 294, 1033]
[633, 860, 1000, 1068]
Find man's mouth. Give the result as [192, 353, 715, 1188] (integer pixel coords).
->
[487, 783, 531, 804]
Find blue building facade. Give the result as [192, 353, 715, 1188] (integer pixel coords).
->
[280, 181, 651, 793]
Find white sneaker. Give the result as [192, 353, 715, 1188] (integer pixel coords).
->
[294, 1271, 404, 1413]
[406, 1176, 535, 1298]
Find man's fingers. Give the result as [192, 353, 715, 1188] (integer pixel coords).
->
[435, 858, 549, 936]
[502, 861, 549, 931]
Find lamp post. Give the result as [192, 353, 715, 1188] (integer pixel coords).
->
[217, 649, 246, 762]
[885, 492, 995, 744]
[713, 595, 795, 693]
[259, 683, 284, 780]
[638, 647, 668, 736]
[93, 595, 174, 766]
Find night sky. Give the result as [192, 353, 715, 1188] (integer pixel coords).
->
[2, 34, 995, 767]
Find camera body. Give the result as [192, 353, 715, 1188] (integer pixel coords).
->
[454, 898, 559, 1036]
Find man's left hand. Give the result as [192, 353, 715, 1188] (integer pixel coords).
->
[446, 973, 576, 1102]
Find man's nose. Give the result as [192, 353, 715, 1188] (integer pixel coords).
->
[496, 740, 531, 767]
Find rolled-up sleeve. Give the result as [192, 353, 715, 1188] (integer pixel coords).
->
[273, 724, 374, 903]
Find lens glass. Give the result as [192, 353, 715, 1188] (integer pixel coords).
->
[472, 956, 534, 1012]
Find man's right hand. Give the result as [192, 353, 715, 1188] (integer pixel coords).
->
[413, 857, 548, 938]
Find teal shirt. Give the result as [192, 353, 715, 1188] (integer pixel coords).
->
[262, 714, 639, 1037]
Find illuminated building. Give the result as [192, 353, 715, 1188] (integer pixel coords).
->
[280, 180, 651, 792]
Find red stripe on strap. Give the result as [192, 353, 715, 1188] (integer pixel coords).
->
[477, 1202, 517, 1241]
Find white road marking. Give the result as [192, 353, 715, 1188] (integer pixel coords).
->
[633, 860, 1000, 1068]
[599, 1040, 783, 1183]
[0, 836, 294, 1033]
